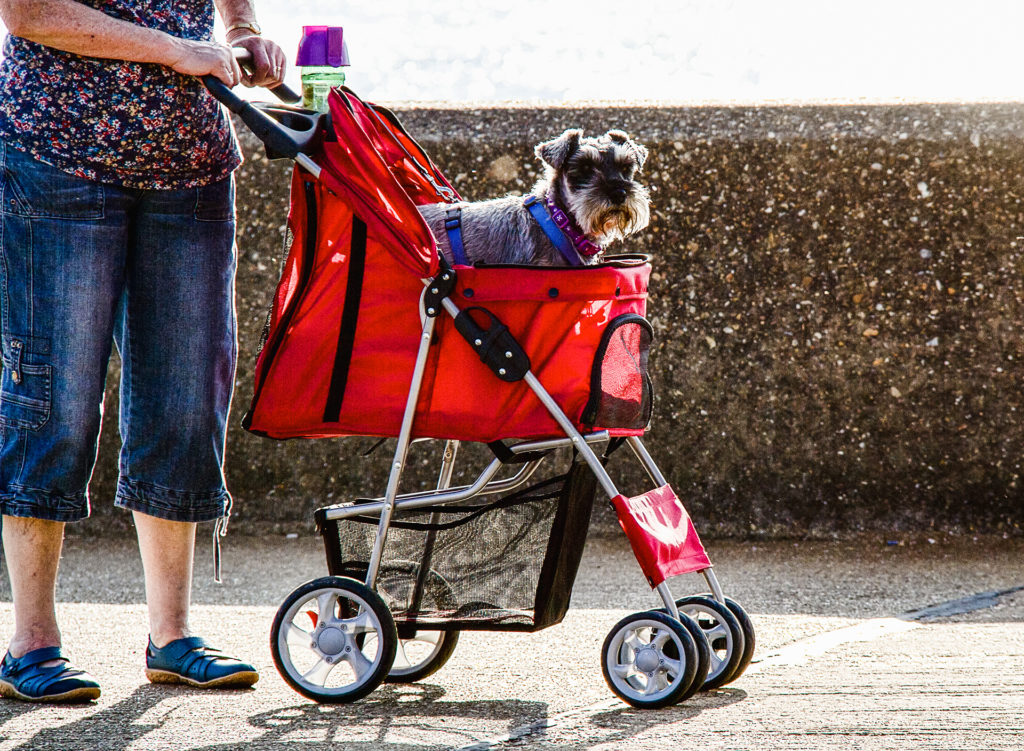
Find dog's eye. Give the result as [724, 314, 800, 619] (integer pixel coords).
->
[565, 160, 598, 188]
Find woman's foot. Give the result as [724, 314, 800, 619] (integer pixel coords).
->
[0, 647, 100, 703]
[144, 637, 258, 688]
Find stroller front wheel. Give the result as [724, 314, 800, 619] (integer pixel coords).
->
[270, 576, 397, 703]
[601, 609, 700, 708]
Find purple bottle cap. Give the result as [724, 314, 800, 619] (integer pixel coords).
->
[296, 26, 350, 67]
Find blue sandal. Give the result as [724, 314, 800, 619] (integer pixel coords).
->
[145, 637, 258, 689]
[0, 647, 101, 703]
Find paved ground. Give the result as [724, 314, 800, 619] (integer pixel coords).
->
[0, 531, 1021, 750]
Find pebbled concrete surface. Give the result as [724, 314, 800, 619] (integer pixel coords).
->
[0, 532, 1020, 750]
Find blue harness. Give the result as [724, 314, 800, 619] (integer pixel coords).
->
[444, 196, 583, 266]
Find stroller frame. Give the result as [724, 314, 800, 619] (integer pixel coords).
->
[282, 251, 747, 707]
[207, 79, 754, 709]
[315, 284, 727, 618]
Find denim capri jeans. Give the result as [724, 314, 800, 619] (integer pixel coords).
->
[0, 142, 237, 524]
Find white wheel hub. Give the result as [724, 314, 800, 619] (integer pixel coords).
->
[316, 627, 346, 656]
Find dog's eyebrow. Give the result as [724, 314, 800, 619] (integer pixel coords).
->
[574, 145, 602, 163]
[612, 144, 638, 167]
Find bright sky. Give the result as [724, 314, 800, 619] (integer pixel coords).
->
[242, 0, 1024, 103]
[2, 0, 1023, 103]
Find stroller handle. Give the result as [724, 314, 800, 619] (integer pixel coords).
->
[231, 47, 301, 104]
[202, 49, 326, 162]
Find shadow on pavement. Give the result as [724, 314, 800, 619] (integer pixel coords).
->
[3, 685, 170, 751]
[0, 699, 38, 746]
[0, 679, 749, 750]
[211, 686, 748, 751]
[593, 686, 746, 725]
[192, 683, 548, 750]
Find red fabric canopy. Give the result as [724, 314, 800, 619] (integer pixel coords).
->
[242, 88, 653, 443]
[319, 88, 457, 277]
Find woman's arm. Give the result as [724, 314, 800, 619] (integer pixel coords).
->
[0, 0, 242, 85]
[214, 0, 286, 87]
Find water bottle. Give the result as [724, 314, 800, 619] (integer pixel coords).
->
[296, 25, 350, 112]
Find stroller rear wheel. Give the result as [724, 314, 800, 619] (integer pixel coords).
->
[601, 609, 700, 708]
[721, 597, 756, 682]
[375, 562, 460, 684]
[271, 576, 397, 703]
[674, 596, 745, 690]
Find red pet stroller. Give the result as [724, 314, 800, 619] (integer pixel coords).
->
[210, 78, 754, 709]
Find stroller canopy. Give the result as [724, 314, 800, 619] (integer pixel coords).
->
[318, 89, 458, 277]
[244, 88, 652, 444]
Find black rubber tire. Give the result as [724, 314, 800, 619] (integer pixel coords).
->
[270, 576, 397, 703]
[674, 595, 745, 690]
[722, 597, 756, 682]
[601, 609, 700, 709]
[674, 611, 712, 701]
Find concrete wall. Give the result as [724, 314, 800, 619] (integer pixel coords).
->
[87, 102, 1024, 537]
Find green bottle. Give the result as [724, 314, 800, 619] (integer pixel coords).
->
[296, 26, 350, 112]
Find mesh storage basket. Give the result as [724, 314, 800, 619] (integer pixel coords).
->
[315, 457, 598, 632]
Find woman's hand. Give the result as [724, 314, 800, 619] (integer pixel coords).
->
[166, 38, 243, 86]
[227, 33, 287, 88]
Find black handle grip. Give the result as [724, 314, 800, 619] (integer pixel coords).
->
[232, 47, 301, 104]
[202, 75, 326, 160]
[266, 82, 301, 104]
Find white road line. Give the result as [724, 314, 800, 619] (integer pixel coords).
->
[744, 616, 921, 674]
[447, 584, 1024, 751]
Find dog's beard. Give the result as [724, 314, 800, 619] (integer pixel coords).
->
[562, 181, 651, 245]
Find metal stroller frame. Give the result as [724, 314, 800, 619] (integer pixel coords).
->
[206, 70, 755, 709]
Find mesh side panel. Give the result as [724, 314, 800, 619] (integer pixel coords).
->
[254, 226, 295, 363]
[323, 459, 595, 632]
[583, 314, 653, 430]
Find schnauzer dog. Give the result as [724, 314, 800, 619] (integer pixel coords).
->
[418, 129, 650, 266]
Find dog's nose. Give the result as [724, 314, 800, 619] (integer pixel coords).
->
[609, 187, 628, 204]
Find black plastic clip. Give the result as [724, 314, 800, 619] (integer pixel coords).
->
[487, 440, 548, 465]
[454, 307, 530, 382]
[423, 257, 457, 318]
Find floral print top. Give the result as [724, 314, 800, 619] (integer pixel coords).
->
[0, 0, 240, 190]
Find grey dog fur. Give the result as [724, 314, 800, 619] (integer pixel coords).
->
[418, 129, 651, 266]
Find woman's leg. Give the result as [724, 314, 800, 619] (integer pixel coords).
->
[1, 517, 64, 658]
[0, 143, 128, 699]
[132, 512, 196, 647]
[113, 176, 237, 526]
[115, 176, 253, 685]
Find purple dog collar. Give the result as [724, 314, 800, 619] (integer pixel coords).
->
[523, 195, 580, 265]
[544, 194, 603, 258]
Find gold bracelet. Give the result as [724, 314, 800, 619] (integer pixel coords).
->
[226, 21, 262, 36]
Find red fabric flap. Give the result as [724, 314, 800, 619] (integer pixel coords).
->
[318, 88, 446, 278]
[612, 485, 711, 588]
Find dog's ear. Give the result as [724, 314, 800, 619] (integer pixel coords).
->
[536, 129, 582, 170]
[606, 130, 649, 171]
